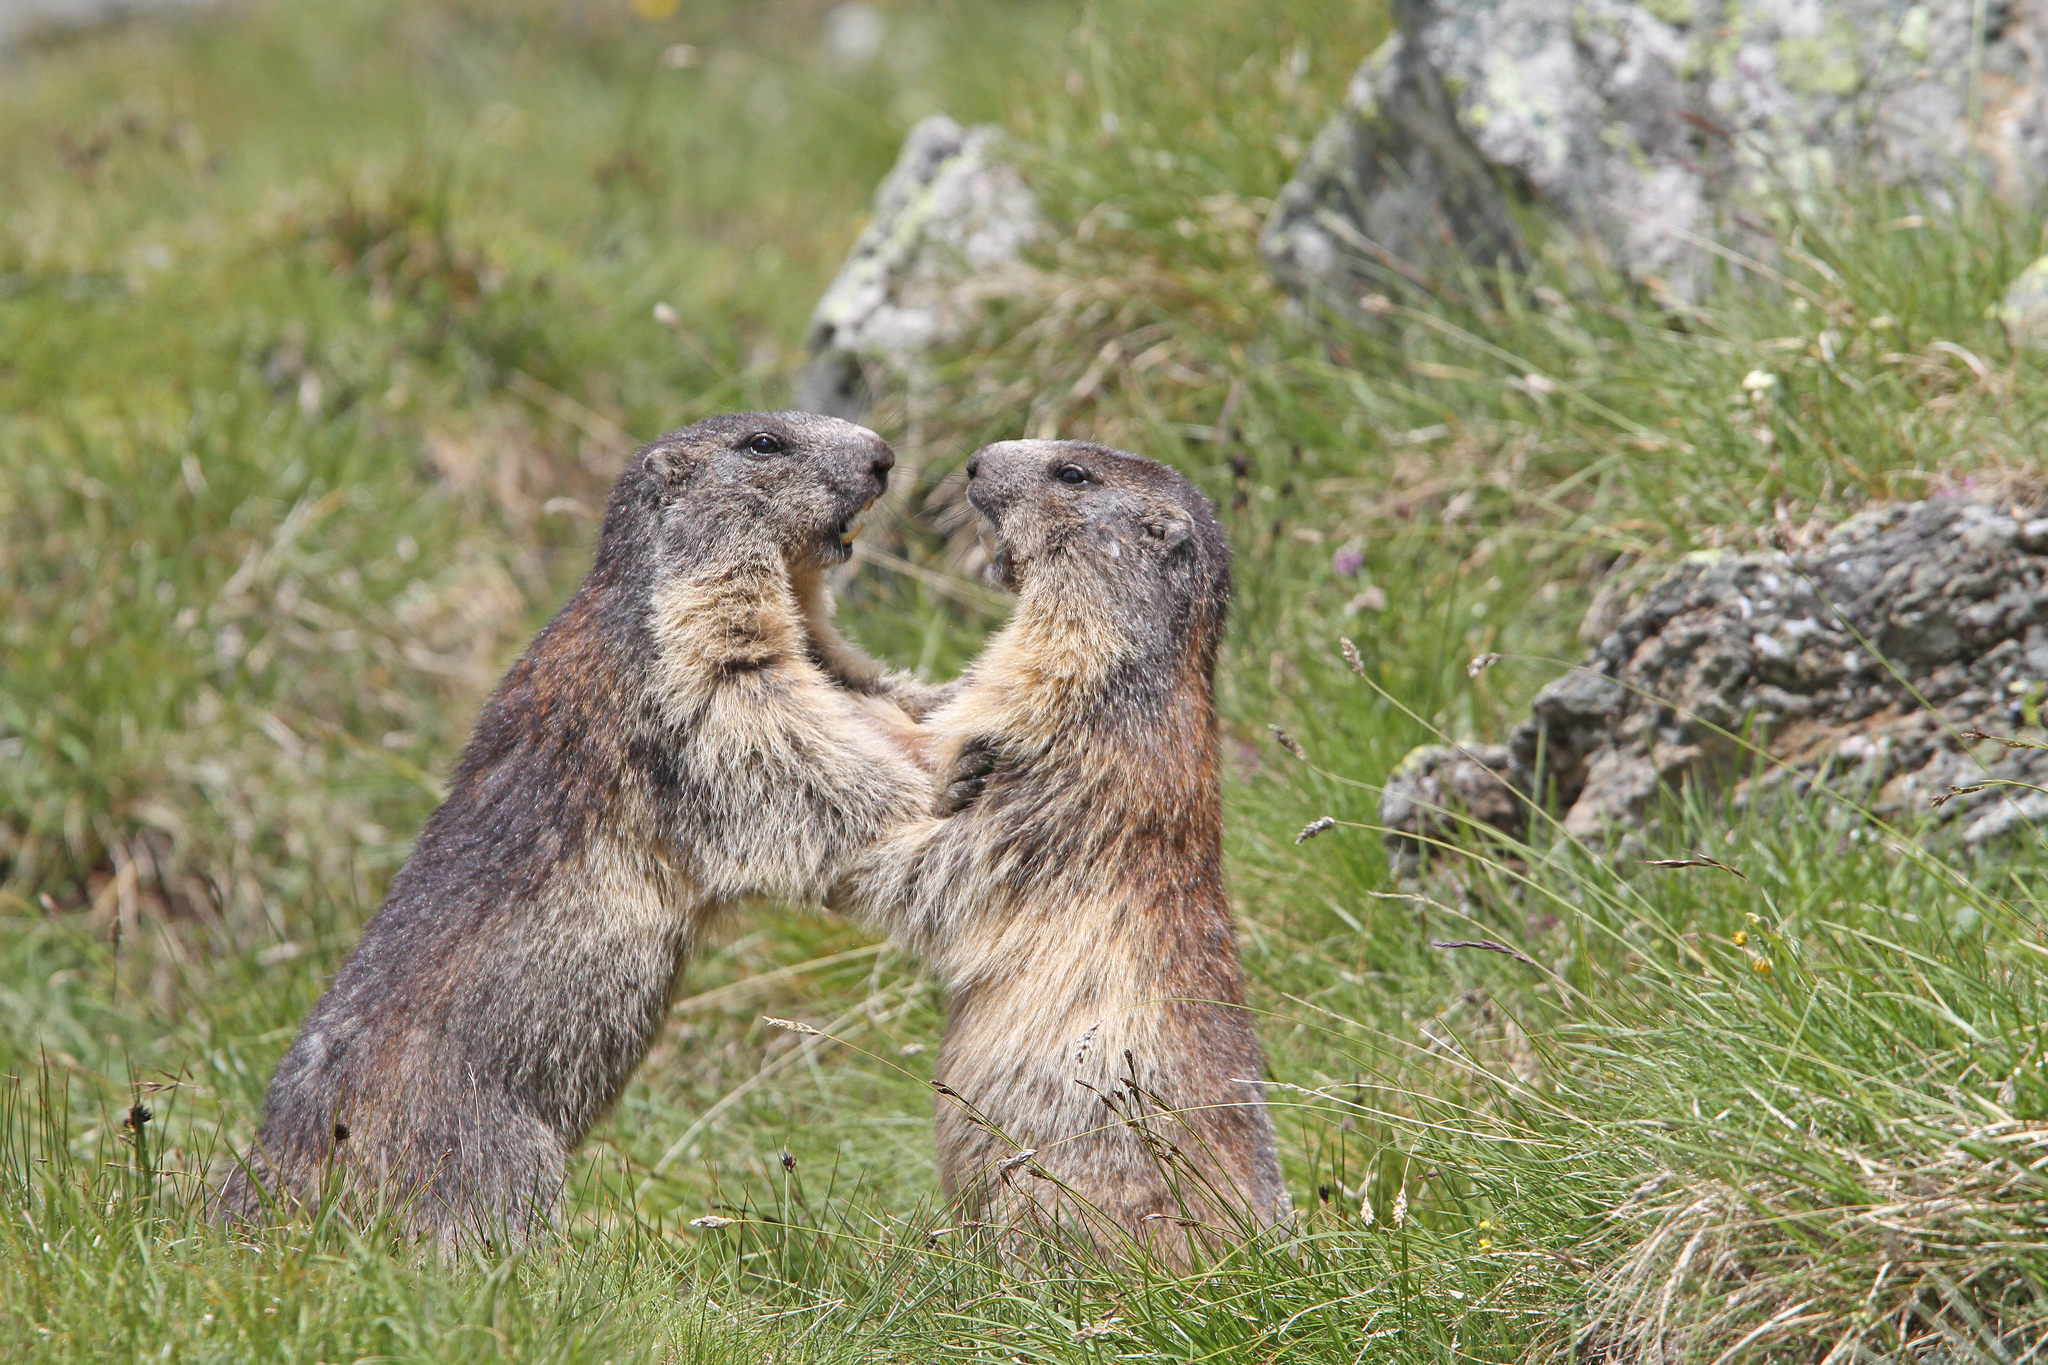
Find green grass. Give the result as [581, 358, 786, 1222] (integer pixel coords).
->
[4, 0, 2047, 1359]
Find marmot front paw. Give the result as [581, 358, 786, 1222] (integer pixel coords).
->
[937, 741, 998, 815]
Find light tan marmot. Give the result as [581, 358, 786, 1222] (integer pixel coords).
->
[220, 412, 936, 1249]
[841, 439, 1288, 1265]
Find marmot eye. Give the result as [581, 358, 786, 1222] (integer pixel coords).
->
[1056, 465, 1089, 485]
[745, 432, 784, 456]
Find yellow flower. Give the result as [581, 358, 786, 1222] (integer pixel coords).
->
[1751, 956, 1773, 975]
[1476, 1219, 1491, 1230]
[1746, 913, 1762, 924]
[1732, 930, 1748, 947]
[1478, 1237, 1493, 1249]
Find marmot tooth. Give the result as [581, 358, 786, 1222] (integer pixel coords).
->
[841, 503, 875, 544]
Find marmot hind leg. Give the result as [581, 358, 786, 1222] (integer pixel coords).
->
[217, 1102, 567, 1254]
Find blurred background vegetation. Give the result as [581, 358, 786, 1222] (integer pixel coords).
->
[2, 0, 2045, 1359]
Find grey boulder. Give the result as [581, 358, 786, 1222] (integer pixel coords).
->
[1266, 0, 2048, 304]
[1381, 493, 2048, 865]
[797, 114, 1041, 419]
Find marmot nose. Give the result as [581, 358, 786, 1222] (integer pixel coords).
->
[965, 455, 980, 480]
[871, 439, 895, 484]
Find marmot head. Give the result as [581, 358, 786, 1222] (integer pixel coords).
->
[596, 411, 894, 578]
[965, 439, 1229, 655]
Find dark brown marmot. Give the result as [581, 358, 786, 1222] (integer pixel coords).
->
[220, 412, 935, 1248]
[841, 438, 1288, 1265]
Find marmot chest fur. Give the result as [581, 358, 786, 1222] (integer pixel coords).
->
[222, 412, 934, 1248]
[844, 439, 1288, 1264]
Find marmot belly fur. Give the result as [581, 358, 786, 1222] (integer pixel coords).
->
[842, 439, 1288, 1264]
[220, 412, 935, 1248]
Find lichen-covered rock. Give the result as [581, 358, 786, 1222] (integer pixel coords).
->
[1381, 494, 2048, 867]
[1380, 742, 1525, 875]
[796, 115, 1040, 419]
[1267, 0, 2048, 303]
[1258, 4, 1528, 297]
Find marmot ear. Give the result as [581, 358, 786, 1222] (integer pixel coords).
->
[1143, 510, 1193, 548]
[644, 445, 693, 488]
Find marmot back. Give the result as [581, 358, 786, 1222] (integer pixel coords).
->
[843, 438, 1287, 1266]
[221, 412, 937, 1249]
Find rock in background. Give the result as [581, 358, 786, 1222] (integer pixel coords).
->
[1382, 742, 1526, 876]
[796, 114, 1041, 419]
[0, 0, 218, 55]
[1382, 493, 2048, 867]
[1265, 0, 2048, 304]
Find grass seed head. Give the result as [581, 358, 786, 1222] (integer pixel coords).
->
[1269, 724, 1308, 761]
[1295, 816, 1336, 844]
